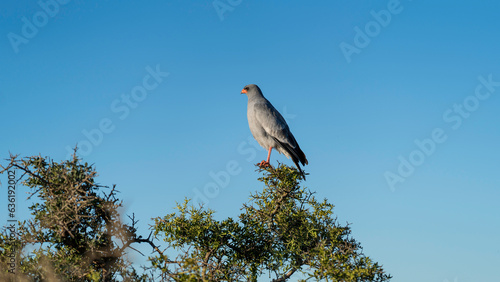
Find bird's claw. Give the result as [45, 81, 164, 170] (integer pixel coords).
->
[258, 161, 271, 168]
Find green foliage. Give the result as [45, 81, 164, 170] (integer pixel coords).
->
[1, 152, 391, 281]
[150, 164, 392, 281]
[0, 153, 148, 282]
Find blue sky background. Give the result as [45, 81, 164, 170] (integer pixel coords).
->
[1, 1, 500, 281]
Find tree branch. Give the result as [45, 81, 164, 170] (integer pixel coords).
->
[272, 268, 298, 282]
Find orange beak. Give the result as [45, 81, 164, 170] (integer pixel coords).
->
[241, 89, 247, 94]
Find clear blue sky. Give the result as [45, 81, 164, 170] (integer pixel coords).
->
[1, 1, 500, 281]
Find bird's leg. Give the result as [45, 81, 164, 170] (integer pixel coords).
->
[258, 147, 272, 168]
[266, 147, 272, 163]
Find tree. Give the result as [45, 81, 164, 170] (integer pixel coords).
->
[1, 153, 391, 281]
[150, 164, 391, 281]
[0, 153, 150, 281]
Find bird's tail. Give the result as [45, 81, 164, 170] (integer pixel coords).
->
[274, 138, 307, 180]
[292, 159, 306, 180]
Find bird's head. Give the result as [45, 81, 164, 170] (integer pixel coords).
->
[241, 84, 263, 98]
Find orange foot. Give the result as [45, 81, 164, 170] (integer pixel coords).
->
[258, 160, 271, 168]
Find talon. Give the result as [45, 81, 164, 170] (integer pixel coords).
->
[258, 161, 271, 168]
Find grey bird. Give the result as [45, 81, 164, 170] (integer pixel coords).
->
[241, 84, 308, 179]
